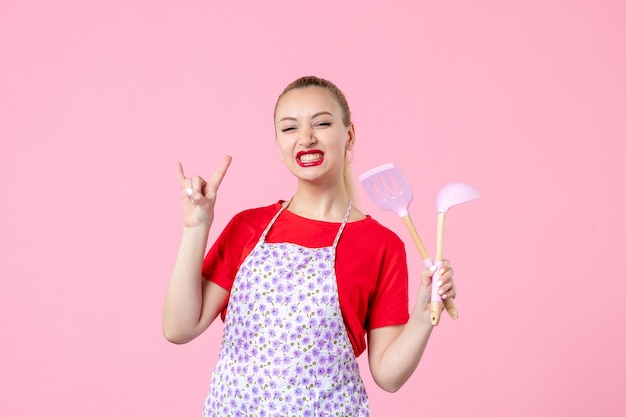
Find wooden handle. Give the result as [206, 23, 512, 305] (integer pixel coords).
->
[435, 212, 459, 322]
[443, 298, 458, 320]
[430, 301, 444, 325]
[401, 214, 430, 261]
[402, 212, 458, 324]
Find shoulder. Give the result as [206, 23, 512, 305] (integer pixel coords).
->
[338, 215, 407, 263]
[347, 215, 405, 247]
[215, 201, 283, 242]
[229, 201, 283, 224]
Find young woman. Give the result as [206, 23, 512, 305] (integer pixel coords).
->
[163, 76, 457, 416]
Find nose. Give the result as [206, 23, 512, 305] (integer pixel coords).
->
[298, 126, 317, 147]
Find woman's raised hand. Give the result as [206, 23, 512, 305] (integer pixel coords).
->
[176, 156, 232, 228]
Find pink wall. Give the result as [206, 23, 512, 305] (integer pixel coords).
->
[2, 1, 625, 415]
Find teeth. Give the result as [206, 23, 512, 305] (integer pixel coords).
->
[299, 153, 322, 162]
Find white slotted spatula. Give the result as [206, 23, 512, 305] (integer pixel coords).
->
[359, 163, 458, 323]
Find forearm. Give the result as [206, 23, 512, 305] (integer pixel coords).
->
[369, 306, 434, 392]
[162, 225, 211, 343]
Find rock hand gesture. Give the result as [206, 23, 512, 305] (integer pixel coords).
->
[176, 156, 232, 228]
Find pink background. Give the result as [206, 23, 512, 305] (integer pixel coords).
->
[2, 0, 625, 416]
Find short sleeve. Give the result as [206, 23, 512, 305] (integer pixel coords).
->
[202, 204, 278, 291]
[201, 215, 243, 291]
[364, 236, 410, 330]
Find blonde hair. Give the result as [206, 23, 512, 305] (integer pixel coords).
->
[275, 76, 358, 203]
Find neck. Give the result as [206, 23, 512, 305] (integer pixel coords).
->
[287, 181, 351, 222]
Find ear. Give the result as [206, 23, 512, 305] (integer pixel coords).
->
[346, 123, 356, 151]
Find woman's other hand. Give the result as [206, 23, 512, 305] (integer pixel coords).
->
[176, 156, 232, 228]
[417, 259, 457, 314]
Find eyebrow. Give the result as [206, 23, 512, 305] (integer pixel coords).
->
[278, 111, 334, 123]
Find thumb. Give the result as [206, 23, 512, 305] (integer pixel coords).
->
[421, 264, 436, 286]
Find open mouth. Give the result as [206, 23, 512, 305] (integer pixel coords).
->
[296, 150, 324, 167]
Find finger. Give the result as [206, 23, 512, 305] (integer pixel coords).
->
[177, 163, 198, 202]
[439, 259, 452, 273]
[206, 155, 232, 193]
[441, 288, 457, 300]
[176, 162, 187, 187]
[438, 273, 457, 298]
[181, 177, 194, 197]
[191, 176, 207, 192]
[438, 282, 457, 299]
[179, 178, 196, 204]
[437, 260, 454, 279]
[421, 265, 435, 281]
[186, 188, 196, 204]
[436, 268, 455, 289]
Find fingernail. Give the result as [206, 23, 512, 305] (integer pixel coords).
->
[438, 289, 444, 295]
[442, 294, 448, 300]
[429, 265, 437, 272]
[437, 280, 443, 287]
[439, 269, 445, 275]
[186, 188, 194, 196]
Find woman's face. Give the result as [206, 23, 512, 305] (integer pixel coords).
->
[274, 86, 354, 185]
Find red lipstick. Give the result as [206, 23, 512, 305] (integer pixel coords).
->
[296, 150, 324, 167]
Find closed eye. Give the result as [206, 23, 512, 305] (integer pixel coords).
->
[281, 126, 297, 132]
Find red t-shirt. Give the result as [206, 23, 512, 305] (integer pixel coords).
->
[202, 201, 410, 357]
